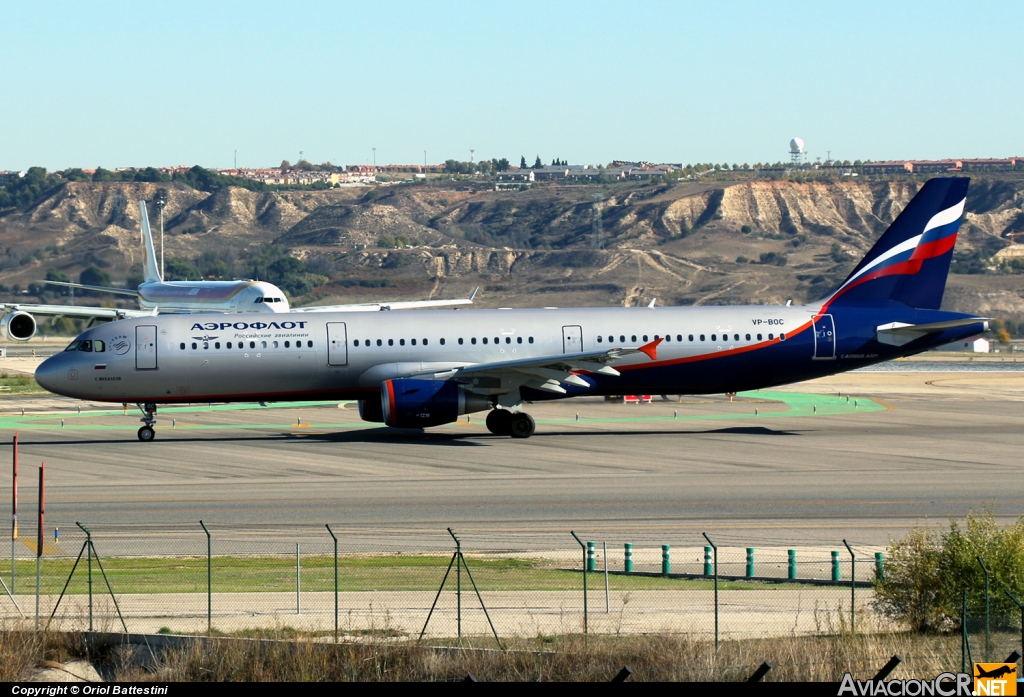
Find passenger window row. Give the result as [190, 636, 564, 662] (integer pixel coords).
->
[180, 340, 314, 350]
[352, 336, 535, 347]
[595, 332, 781, 344]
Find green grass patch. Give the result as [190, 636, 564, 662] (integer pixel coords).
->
[10, 554, 813, 595]
[0, 372, 45, 395]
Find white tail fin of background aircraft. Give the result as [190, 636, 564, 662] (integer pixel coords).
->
[139, 201, 163, 283]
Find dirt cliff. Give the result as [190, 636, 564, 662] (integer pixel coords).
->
[1, 177, 1022, 321]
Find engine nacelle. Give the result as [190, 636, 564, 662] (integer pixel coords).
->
[381, 378, 490, 428]
[1, 311, 37, 342]
[358, 398, 384, 423]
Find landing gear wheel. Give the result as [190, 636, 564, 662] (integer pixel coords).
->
[508, 413, 536, 439]
[486, 409, 513, 436]
[137, 426, 155, 442]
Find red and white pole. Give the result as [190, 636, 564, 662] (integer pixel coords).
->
[11, 432, 16, 595]
[35, 461, 42, 629]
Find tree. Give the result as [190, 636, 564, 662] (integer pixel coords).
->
[533, 155, 542, 169]
[280, 160, 291, 170]
[495, 158, 510, 172]
[79, 265, 111, 294]
[520, 156, 527, 169]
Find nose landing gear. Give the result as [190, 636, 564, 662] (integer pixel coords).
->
[137, 402, 157, 441]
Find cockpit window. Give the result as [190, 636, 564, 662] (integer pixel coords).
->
[255, 297, 263, 303]
[64, 341, 81, 352]
[78, 340, 93, 352]
[93, 340, 105, 352]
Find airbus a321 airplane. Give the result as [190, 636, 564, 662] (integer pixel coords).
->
[36, 178, 986, 442]
[0, 201, 475, 341]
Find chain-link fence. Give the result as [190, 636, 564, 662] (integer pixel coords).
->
[0, 524, 1020, 672]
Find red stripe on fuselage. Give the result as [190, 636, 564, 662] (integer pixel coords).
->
[614, 320, 813, 372]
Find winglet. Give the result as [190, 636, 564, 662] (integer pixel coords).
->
[468, 286, 479, 301]
[647, 298, 657, 308]
[638, 337, 663, 360]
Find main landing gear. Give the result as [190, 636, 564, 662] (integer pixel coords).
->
[485, 409, 536, 439]
[137, 402, 157, 441]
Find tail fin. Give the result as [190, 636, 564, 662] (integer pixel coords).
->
[824, 177, 969, 310]
[139, 201, 163, 283]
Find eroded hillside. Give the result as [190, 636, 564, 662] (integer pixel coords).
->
[2, 177, 1023, 322]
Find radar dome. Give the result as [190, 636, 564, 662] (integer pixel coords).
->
[790, 138, 804, 153]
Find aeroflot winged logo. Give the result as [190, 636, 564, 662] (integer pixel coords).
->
[191, 320, 309, 331]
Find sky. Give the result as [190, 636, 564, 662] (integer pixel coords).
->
[1, 0, 1022, 171]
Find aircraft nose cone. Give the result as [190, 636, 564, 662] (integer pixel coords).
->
[35, 354, 68, 395]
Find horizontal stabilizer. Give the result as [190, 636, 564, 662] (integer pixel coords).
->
[877, 318, 989, 346]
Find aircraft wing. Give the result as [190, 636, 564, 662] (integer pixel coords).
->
[411, 338, 662, 395]
[292, 287, 478, 313]
[42, 280, 140, 297]
[0, 303, 153, 321]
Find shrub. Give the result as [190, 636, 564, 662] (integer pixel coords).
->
[873, 509, 1024, 632]
[741, 225, 752, 234]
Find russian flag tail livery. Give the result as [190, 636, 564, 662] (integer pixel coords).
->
[824, 177, 969, 310]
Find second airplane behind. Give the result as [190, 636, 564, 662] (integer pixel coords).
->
[0, 201, 475, 341]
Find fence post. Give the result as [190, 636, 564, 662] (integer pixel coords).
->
[788, 550, 796, 580]
[326, 525, 338, 644]
[571, 531, 587, 637]
[662, 545, 670, 575]
[843, 540, 855, 633]
[603, 541, 609, 614]
[587, 541, 595, 571]
[624, 543, 633, 573]
[746, 548, 754, 578]
[199, 520, 211, 635]
[1005, 590, 1024, 664]
[978, 556, 990, 661]
[831, 551, 840, 582]
[703, 532, 718, 651]
[704, 546, 712, 576]
[75, 522, 93, 631]
[875, 552, 884, 581]
[962, 589, 968, 674]
[295, 543, 301, 615]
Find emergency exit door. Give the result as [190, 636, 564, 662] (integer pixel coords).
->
[327, 322, 348, 366]
[135, 325, 158, 370]
[562, 325, 583, 353]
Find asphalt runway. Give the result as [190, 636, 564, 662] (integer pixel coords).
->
[0, 370, 1021, 547]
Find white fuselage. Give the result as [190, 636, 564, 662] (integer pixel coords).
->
[135, 280, 291, 314]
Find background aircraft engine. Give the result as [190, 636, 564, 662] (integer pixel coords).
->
[1, 311, 37, 342]
[381, 378, 489, 428]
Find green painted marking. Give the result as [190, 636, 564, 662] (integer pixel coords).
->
[538, 390, 885, 424]
[0, 391, 883, 432]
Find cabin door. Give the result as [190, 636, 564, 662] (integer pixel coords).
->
[135, 325, 158, 370]
[327, 322, 348, 366]
[812, 314, 836, 360]
[562, 325, 583, 354]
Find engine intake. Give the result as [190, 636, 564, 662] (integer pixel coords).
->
[1, 311, 37, 342]
[381, 378, 489, 428]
